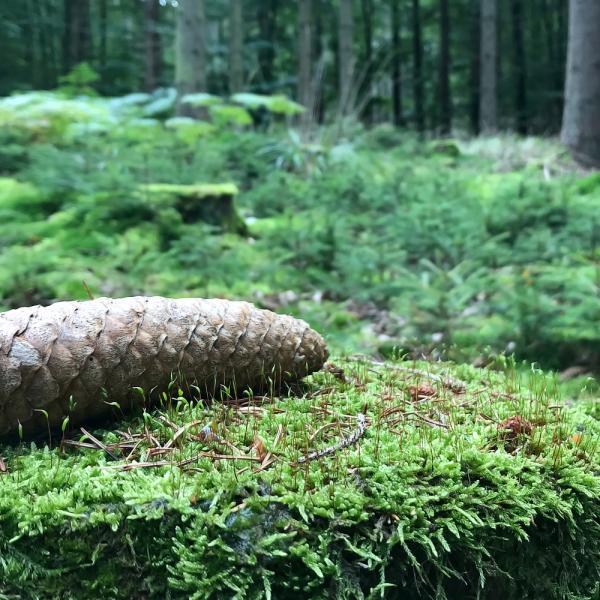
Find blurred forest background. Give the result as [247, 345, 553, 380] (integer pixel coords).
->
[0, 0, 577, 133]
[1, 0, 600, 387]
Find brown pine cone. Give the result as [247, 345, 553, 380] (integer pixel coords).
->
[0, 297, 328, 436]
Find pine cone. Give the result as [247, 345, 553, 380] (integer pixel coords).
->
[0, 297, 328, 436]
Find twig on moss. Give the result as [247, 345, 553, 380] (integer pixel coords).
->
[297, 413, 367, 464]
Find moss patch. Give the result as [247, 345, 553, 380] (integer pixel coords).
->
[0, 358, 598, 599]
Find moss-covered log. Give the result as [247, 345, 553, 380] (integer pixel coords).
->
[0, 359, 598, 599]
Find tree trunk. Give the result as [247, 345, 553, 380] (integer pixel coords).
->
[314, 0, 326, 123]
[561, 0, 600, 167]
[24, 0, 38, 87]
[144, 0, 162, 91]
[360, 0, 373, 123]
[229, 0, 243, 93]
[298, 0, 313, 112]
[469, 0, 480, 134]
[412, 0, 424, 133]
[391, 0, 404, 126]
[35, 0, 52, 88]
[438, 0, 451, 134]
[510, 0, 527, 134]
[257, 0, 277, 91]
[175, 0, 207, 117]
[62, 0, 72, 73]
[99, 0, 107, 76]
[338, 0, 354, 115]
[479, 0, 497, 133]
[62, 0, 91, 73]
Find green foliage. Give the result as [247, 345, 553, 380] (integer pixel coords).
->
[0, 359, 598, 599]
[1, 90, 600, 371]
[181, 92, 223, 107]
[231, 93, 306, 116]
[57, 63, 100, 97]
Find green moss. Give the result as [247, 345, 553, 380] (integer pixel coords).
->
[575, 172, 600, 195]
[142, 183, 239, 198]
[0, 358, 598, 599]
[0, 177, 43, 209]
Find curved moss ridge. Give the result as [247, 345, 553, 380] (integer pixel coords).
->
[0, 359, 598, 599]
[141, 183, 239, 198]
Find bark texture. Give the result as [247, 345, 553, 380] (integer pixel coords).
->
[561, 0, 600, 167]
[0, 297, 328, 437]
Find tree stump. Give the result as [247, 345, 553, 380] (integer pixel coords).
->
[142, 183, 247, 235]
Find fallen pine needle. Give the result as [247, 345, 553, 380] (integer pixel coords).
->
[80, 428, 119, 461]
[103, 452, 262, 471]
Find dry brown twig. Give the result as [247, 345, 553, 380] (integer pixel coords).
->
[297, 413, 367, 464]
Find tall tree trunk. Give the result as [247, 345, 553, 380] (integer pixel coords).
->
[72, 0, 91, 68]
[561, 0, 600, 167]
[411, 0, 424, 133]
[99, 0, 107, 76]
[479, 0, 497, 133]
[144, 0, 162, 91]
[555, 0, 568, 124]
[469, 0, 480, 134]
[391, 0, 404, 126]
[438, 0, 451, 134]
[35, 0, 52, 87]
[510, 0, 527, 134]
[338, 0, 354, 115]
[257, 0, 277, 91]
[229, 0, 243, 93]
[175, 0, 207, 117]
[298, 0, 313, 112]
[62, 0, 72, 73]
[63, 0, 91, 72]
[360, 0, 373, 123]
[24, 0, 38, 87]
[314, 0, 326, 123]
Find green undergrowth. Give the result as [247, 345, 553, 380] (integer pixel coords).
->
[0, 358, 598, 599]
[2, 90, 600, 371]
